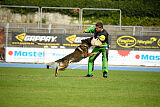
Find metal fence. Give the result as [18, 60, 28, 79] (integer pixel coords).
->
[0, 5, 121, 27]
[0, 5, 160, 51]
[2, 22, 160, 51]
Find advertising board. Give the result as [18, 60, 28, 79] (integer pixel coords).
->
[117, 35, 160, 49]
[6, 47, 160, 67]
[12, 32, 63, 46]
[12, 32, 92, 48]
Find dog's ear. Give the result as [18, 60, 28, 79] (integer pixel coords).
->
[81, 39, 85, 44]
[89, 37, 93, 42]
[87, 37, 92, 44]
[81, 38, 88, 43]
[81, 38, 92, 46]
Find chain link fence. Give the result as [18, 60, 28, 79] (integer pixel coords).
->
[1, 22, 159, 51]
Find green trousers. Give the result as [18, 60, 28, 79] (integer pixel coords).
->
[88, 46, 108, 75]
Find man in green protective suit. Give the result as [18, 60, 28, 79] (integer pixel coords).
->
[83, 22, 109, 78]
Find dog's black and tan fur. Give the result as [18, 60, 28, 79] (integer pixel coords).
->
[46, 37, 98, 77]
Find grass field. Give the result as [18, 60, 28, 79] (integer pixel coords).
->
[0, 67, 160, 107]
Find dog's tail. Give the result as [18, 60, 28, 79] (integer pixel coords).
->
[46, 62, 59, 69]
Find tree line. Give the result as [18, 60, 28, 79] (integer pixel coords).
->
[0, 0, 160, 26]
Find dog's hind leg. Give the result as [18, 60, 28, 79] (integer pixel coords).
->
[55, 67, 59, 77]
[55, 66, 65, 77]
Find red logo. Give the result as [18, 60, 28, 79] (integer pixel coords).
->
[135, 55, 140, 59]
[8, 51, 13, 55]
[117, 50, 130, 57]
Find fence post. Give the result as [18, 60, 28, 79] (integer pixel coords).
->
[133, 26, 136, 36]
[80, 9, 83, 30]
[40, 7, 43, 28]
[5, 23, 9, 61]
[5, 23, 9, 48]
[48, 24, 52, 33]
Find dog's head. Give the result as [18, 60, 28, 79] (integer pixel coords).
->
[81, 37, 92, 48]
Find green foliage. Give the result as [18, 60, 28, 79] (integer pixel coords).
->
[29, 19, 33, 23]
[1, 0, 160, 26]
[122, 16, 160, 26]
[85, 15, 120, 25]
[2, 0, 160, 18]
[42, 18, 46, 23]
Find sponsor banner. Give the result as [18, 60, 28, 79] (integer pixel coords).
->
[117, 35, 160, 49]
[12, 32, 63, 46]
[6, 47, 84, 63]
[62, 34, 92, 47]
[6, 47, 160, 66]
[109, 50, 160, 66]
[6, 47, 45, 63]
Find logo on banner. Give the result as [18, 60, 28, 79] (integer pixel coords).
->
[66, 35, 76, 43]
[158, 39, 160, 46]
[136, 37, 157, 45]
[16, 33, 26, 42]
[8, 50, 44, 57]
[117, 36, 136, 48]
[117, 35, 160, 49]
[66, 35, 89, 43]
[117, 50, 130, 57]
[15, 33, 57, 42]
[135, 54, 160, 60]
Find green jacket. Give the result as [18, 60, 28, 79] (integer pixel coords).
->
[85, 27, 95, 33]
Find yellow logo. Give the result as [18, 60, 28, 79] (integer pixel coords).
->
[66, 35, 76, 43]
[150, 37, 157, 42]
[117, 36, 136, 48]
[157, 39, 160, 46]
[16, 33, 26, 42]
[99, 35, 105, 41]
[136, 37, 157, 45]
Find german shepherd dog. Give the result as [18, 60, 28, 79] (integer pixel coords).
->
[46, 37, 98, 77]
